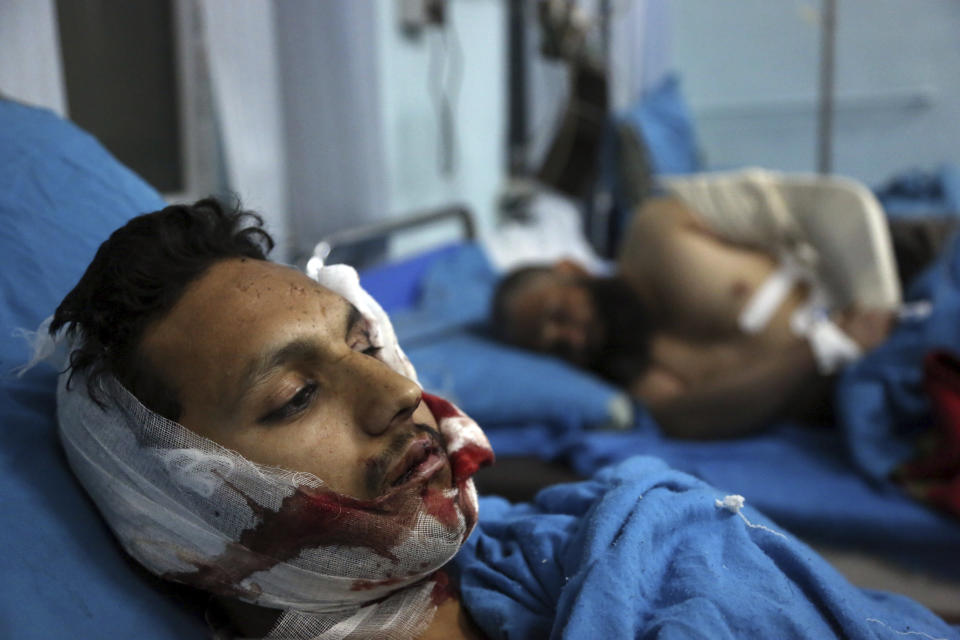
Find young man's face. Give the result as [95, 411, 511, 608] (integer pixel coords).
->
[138, 258, 450, 501]
[504, 271, 604, 367]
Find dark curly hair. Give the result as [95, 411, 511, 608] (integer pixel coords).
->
[489, 264, 553, 343]
[50, 198, 274, 420]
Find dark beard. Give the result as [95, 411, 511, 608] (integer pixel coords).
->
[584, 276, 652, 386]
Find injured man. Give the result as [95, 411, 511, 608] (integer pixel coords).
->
[50, 199, 960, 639]
[493, 169, 956, 438]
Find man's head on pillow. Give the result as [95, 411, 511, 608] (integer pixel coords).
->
[490, 260, 651, 385]
[50, 198, 492, 638]
[52, 199, 447, 500]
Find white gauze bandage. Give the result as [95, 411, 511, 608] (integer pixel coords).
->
[56, 263, 493, 640]
[790, 305, 862, 375]
[736, 249, 860, 375]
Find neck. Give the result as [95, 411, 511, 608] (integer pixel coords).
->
[418, 595, 486, 640]
[215, 591, 485, 640]
[213, 596, 282, 637]
[587, 276, 654, 384]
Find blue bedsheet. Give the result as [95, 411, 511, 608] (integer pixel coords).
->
[838, 231, 960, 481]
[453, 457, 959, 639]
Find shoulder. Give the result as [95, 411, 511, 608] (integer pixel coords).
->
[617, 197, 708, 270]
[629, 365, 686, 407]
[631, 196, 704, 234]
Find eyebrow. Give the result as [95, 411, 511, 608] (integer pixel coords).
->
[235, 301, 364, 403]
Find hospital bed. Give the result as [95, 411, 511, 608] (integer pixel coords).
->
[2, 98, 959, 640]
[337, 193, 960, 619]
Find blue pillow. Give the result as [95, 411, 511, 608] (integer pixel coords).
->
[381, 244, 632, 433]
[620, 73, 700, 176]
[406, 333, 631, 433]
[388, 243, 498, 343]
[0, 99, 206, 639]
[360, 242, 466, 314]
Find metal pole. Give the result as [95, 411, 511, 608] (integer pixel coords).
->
[816, 0, 837, 175]
[507, 0, 529, 176]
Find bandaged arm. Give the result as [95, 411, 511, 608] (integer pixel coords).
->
[662, 168, 902, 310]
[633, 339, 820, 439]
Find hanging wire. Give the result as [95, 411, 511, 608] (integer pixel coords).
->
[817, 0, 837, 175]
[427, 15, 463, 177]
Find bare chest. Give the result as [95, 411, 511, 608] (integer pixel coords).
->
[621, 229, 806, 343]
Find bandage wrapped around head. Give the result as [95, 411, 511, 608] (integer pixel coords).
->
[56, 264, 493, 640]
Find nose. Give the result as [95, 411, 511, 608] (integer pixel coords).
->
[543, 320, 585, 351]
[346, 352, 422, 437]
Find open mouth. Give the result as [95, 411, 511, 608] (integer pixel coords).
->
[388, 439, 446, 489]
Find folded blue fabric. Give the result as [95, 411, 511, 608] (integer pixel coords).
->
[838, 232, 960, 481]
[619, 73, 701, 176]
[454, 456, 959, 639]
[875, 164, 960, 218]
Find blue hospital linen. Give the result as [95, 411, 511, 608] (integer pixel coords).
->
[838, 232, 960, 481]
[454, 457, 958, 639]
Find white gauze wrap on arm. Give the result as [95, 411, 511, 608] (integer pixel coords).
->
[56, 262, 493, 640]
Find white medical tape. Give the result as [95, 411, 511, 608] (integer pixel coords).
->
[738, 263, 802, 334]
[738, 251, 818, 335]
[791, 306, 862, 375]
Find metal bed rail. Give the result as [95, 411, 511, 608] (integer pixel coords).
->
[306, 203, 475, 270]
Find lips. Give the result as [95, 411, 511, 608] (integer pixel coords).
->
[387, 438, 446, 489]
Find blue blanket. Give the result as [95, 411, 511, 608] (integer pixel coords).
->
[487, 420, 960, 575]
[838, 232, 960, 481]
[454, 457, 959, 639]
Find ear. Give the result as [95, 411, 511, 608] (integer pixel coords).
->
[552, 259, 589, 278]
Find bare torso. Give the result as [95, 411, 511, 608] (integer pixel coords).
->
[609, 196, 894, 437]
[616, 197, 809, 392]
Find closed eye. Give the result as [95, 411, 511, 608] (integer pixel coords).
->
[362, 345, 382, 357]
[259, 381, 318, 424]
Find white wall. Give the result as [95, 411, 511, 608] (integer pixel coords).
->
[275, 0, 391, 260]
[376, 0, 506, 241]
[272, 0, 508, 259]
[672, 0, 960, 184]
[199, 0, 290, 260]
[0, 0, 509, 260]
[0, 0, 67, 115]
